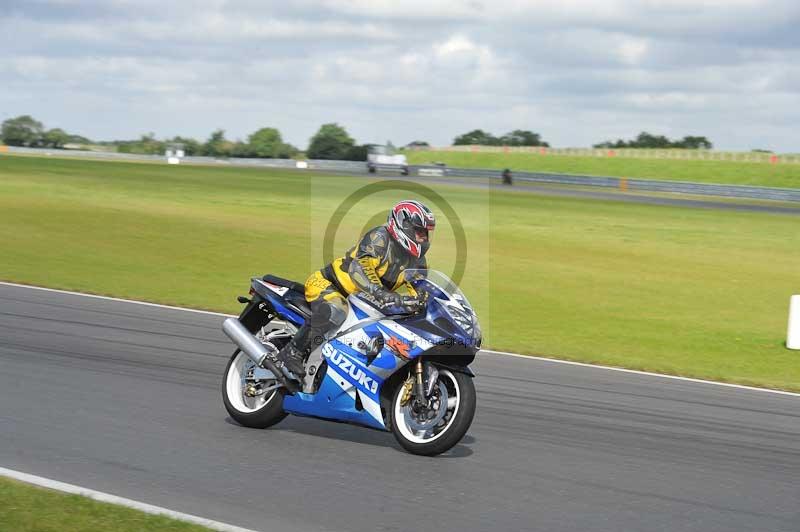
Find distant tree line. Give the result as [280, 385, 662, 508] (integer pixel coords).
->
[0, 115, 375, 161]
[594, 132, 713, 150]
[2, 115, 721, 159]
[133, 122, 382, 161]
[447, 129, 715, 151]
[453, 129, 550, 147]
[1, 115, 90, 148]
[405, 140, 430, 148]
[306, 123, 370, 160]
[112, 127, 299, 158]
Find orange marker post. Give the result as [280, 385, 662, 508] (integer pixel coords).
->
[619, 177, 628, 192]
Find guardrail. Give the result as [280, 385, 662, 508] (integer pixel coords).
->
[5, 146, 165, 161]
[414, 165, 800, 203]
[5, 146, 800, 203]
[3, 146, 369, 172]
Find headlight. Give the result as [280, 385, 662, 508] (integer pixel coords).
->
[448, 304, 474, 335]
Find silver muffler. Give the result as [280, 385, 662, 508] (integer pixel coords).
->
[223, 318, 280, 372]
[222, 318, 300, 393]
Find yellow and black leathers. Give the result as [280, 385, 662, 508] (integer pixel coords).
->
[312, 225, 426, 303]
[293, 226, 426, 354]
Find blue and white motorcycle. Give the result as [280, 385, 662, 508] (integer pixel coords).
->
[221, 270, 479, 456]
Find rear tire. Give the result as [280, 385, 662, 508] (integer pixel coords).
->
[222, 350, 287, 429]
[389, 368, 475, 456]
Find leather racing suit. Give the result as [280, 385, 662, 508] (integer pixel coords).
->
[293, 225, 426, 357]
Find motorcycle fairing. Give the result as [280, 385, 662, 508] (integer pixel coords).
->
[282, 295, 434, 430]
[266, 294, 306, 326]
[273, 282, 476, 431]
[392, 296, 477, 351]
[283, 337, 391, 429]
[251, 278, 307, 326]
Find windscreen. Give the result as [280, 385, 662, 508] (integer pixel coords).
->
[369, 145, 391, 155]
[405, 269, 474, 315]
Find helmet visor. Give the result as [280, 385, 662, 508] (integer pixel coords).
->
[414, 227, 430, 244]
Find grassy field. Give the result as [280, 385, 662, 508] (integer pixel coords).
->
[1, 155, 799, 390]
[0, 477, 212, 532]
[405, 150, 800, 189]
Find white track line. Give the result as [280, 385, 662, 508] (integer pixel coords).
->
[2, 280, 798, 398]
[482, 349, 800, 398]
[0, 467, 261, 532]
[0, 281, 230, 317]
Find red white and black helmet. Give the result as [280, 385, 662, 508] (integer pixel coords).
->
[386, 200, 436, 258]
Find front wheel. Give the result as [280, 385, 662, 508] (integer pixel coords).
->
[222, 350, 287, 428]
[389, 368, 476, 456]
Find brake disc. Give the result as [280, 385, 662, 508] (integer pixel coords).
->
[403, 381, 448, 432]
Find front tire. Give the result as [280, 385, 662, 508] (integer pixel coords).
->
[389, 368, 476, 456]
[222, 350, 287, 428]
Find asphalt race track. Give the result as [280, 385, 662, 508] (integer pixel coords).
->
[1, 283, 798, 532]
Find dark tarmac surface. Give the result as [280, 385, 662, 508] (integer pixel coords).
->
[1, 283, 798, 531]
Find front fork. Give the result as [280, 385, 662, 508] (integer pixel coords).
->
[401, 358, 440, 407]
[413, 358, 426, 408]
[411, 358, 440, 408]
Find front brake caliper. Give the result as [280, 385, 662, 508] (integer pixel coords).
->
[400, 376, 414, 406]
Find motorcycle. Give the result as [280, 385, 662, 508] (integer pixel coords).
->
[221, 269, 480, 456]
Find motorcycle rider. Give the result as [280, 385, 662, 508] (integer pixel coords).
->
[275, 200, 435, 377]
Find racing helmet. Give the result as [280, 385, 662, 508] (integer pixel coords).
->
[386, 200, 435, 258]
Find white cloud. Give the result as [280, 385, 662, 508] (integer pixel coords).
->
[0, 0, 798, 151]
[617, 37, 649, 66]
[434, 35, 480, 57]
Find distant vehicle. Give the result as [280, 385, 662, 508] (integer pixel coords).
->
[418, 161, 448, 177]
[367, 145, 409, 175]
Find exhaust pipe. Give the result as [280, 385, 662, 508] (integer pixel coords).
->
[222, 318, 295, 391]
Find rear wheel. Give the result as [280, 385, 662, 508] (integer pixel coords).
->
[389, 368, 475, 456]
[222, 350, 287, 428]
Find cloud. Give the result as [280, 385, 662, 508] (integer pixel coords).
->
[0, 0, 798, 151]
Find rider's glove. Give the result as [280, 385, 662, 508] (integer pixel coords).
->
[376, 291, 426, 314]
[377, 291, 403, 312]
[400, 295, 424, 313]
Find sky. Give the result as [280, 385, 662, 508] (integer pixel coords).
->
[2, 0, 799, 152]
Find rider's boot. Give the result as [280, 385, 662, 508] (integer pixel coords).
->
[274, 322, 315, 379]
[275, 339, 307, 378]
[275, 305, 335, 380]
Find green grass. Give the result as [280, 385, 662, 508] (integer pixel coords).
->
[0, 477, 213, 532]
[405, 150, 800, 189]
[1, 155, 799, 390]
